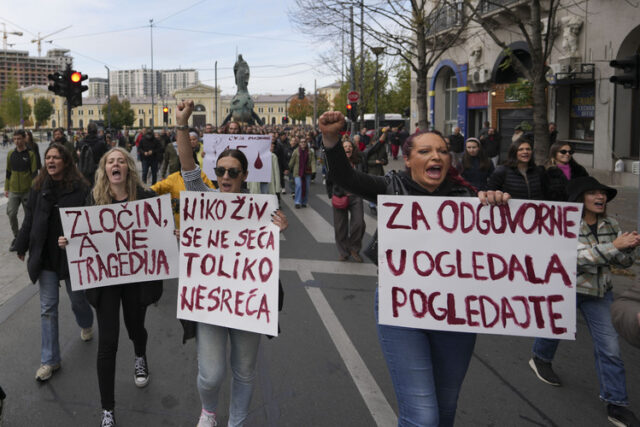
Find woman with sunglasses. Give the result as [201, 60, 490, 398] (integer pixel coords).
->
[175, 100, 288, 427]
[544, 142, 588, 201]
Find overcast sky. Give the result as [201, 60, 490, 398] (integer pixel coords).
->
[1, 0, 340, 96]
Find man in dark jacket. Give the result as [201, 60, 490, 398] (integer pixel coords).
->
[448, 126, 465, 166]
[5, 130, 38, 251]
[480, 127, 500, 166]
[51, 128, 77, 163]
[77, 122, 107, 185]
[139, 129, 162, 184]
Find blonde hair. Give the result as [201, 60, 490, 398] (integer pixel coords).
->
[92, 147, 143, 205]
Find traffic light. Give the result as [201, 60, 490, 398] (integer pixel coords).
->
[610, 53, 639, 89]
[163, 107, 169, 124]
[346, 103, 357, 121]
[282, 116, 288, 124]
[298, 87, 305, 100]
[67, 69, 88, 108]
[47, 72, 67, 97]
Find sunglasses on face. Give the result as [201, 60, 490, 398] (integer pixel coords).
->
[558, 149, 574, 155]
[214, 167, 242, 179]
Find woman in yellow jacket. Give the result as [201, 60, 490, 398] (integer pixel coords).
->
[151, 169, 215, 228]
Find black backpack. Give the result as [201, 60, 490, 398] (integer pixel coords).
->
[79, 143, 97, 178]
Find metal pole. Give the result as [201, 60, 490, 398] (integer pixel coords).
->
[215, 60, 218, 127]
[359, 0, 364, 128]
[374, 54, 379, 137]
[66, 100, 71, 133]
[313, 79, 317, 128]
[105, 65, 111, 130]
[349, 6, 356, 135]
[149, 19, 155, 131]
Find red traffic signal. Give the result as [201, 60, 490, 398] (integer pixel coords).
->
[162, 107, 169, 113]
[70, 72, 82, 83]
[346, 104, 352, 111]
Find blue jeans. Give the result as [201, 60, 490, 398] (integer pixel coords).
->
[294, 175, 310, 205]
[532, 291, 628, 405]
[196, 323, 261, 427]
[141, 157, 158, 184]
[39, 270, 93, 365]
[375, 290, 476, 427]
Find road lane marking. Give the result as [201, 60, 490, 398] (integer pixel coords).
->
[281, 191, 334, 243]
[297, 269, 396, 427]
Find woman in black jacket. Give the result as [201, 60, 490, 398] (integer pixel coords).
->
[458, 137, 494, 191]
[60, 147, 162, 427]
[319, 111, 508, 427]
[487, 136, 549, 200]
[326, 139, 366, 262]
[15, 143, 94, 383]
[544, 142, 588, 201]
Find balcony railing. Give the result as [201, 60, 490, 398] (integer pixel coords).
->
[478, 0, 519, 14]
[426, 2, 464, 36]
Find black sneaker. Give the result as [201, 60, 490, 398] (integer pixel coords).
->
[607, 404, 640, 427]
[528, 357, 561, 386]
[0, 385, 5, 427]
[134, 356, 149, 388]
[101, 409, 116, 427]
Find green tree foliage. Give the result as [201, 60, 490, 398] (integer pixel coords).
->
[102, 96, 135, 130]
[385, 61, 411, 116]
[288, 97, 313, 122]
[315, 92, 331, 116]
[33, 97, 54, 128]
[0, 79, 32, 127]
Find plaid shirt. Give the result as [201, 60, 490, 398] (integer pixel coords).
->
[577, 217, 635, 297]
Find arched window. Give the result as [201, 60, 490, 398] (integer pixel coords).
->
[444, 70, 458, 135]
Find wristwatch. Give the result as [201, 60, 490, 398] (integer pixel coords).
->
[175, 124, 189, 131]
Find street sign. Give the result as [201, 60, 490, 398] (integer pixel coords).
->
[347, 91, 360, 103]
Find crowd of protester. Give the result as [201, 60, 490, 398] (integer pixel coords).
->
[1, 108, 640, 427]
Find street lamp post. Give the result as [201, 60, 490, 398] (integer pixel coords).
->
[371, 46, 384, 138]
[105, 65, 111, 130]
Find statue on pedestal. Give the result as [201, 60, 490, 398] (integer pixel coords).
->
[222, 54, 263, 126]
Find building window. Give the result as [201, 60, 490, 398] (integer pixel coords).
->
[278, 107, 283, 112]
[268, 107, 273, 113]
[258, 107, 263, 113]
[444, 73, 458, 135]
[569, 84, 595, 141]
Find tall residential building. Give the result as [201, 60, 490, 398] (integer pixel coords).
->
[161, 69, 198, 97]
[0, 48, 72, 93]
[109, 68, 198, 98]
[88, 77, 108, 99]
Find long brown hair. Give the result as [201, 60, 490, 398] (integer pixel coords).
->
[33, 143, 88, 191]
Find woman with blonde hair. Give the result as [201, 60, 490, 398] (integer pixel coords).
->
[60, 147, 162, 427]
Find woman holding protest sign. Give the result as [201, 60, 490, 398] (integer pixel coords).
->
[175, 100, 288, 427]
[59, 147, 162, 427]
[15, 143, 94, 383]
[528, 176, 640, 427]
[318, 110, 509, 427]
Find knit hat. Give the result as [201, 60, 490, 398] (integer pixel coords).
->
[566, 176, 617, 203]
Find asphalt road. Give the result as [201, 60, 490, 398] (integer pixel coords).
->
[0, 155, 639, 426]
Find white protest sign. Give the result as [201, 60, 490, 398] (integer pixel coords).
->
[60, 194, 178, 291]
[177, 191, 280, 336]
[377, 196, 582, 340]
[203, 134, 271, 183]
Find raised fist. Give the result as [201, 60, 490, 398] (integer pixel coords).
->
[318, 111, 345, 148]
[176, 100, 194, 126]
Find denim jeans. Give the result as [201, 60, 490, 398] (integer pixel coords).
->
[294, 175, 310, 206]
[7, 191, 28, 237]
[375, 290, 476, 427]
[141, 157, 158, 184]
[39, 270, 93, 365]
[196, 323, 261, 427]
[532, 291, 628, 405]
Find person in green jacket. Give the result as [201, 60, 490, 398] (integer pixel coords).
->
[5, 130, 38, 251]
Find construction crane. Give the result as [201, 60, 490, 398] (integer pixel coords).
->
[31, 25, 71, 56]
[2, 23, 23, 50]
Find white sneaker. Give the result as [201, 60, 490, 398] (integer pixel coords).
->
[81, 327, 93, 341]
[35, 363, 60, 381]
[197, 409, 217, 427]
[101, 409, 116, 427]
[134, 356, 149, 388]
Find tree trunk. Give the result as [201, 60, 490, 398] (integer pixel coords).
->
[532, 74, 549, 164]
[414, 6, 429, 131]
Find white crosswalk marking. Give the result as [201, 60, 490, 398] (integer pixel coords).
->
[281, 189, 335, 243]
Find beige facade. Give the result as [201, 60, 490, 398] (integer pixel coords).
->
[17, 83, 313, 130]
[318, 82, 342, 109]
[410, 0, 640, 184]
